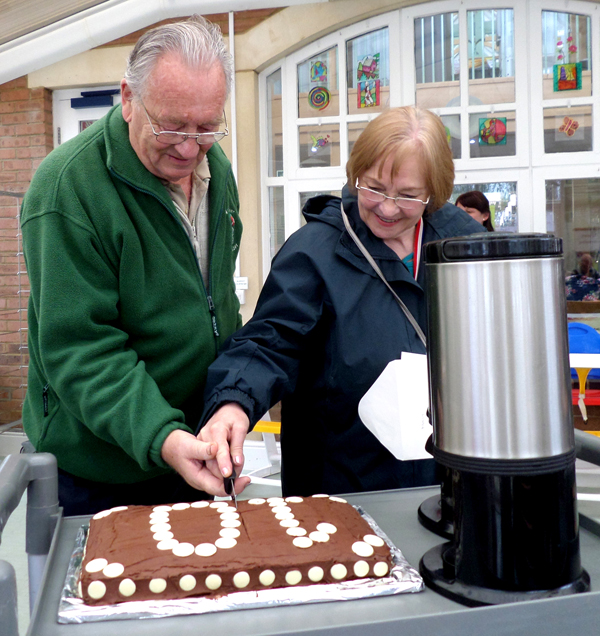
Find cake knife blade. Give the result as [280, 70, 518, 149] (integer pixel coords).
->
[223, 457, 238, 509]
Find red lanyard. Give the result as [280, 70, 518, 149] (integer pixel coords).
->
[413, 218, 423, 280]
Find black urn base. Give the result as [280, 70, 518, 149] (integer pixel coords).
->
[417, 494, 453, 540]
[419, 543, 590, 607]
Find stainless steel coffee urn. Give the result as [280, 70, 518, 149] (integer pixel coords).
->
[419, 233, 590, 606]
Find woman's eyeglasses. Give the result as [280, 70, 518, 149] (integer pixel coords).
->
[355, 179, 429, 212]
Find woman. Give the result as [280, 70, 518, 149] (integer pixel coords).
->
[455, 190, 494, 231]
[198, 106, 482, 497]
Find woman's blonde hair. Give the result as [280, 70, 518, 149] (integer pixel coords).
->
[346, 106, 454, 212]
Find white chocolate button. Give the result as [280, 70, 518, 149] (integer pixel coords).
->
[330, 564, 347, 580]
[220, 511, 240, 520]
[373, 562, 389, 577]
[285, 496, 303, 503]
[92, 510, 110, 520]
[219, 527, 241, 538]
[152, 505, 172, 512]
[103, 562, 124, 578]
[309, 531, 330, 543]
[215, 537, 237, 549]
[363, 534, 385, 547]
[85, 558, 107, 573]
[285, 570, 302, 585]
[312, 494, 329, 498]
[87, 580, 106, 600]
[149, 513, 169, 523]
[220, 519, 241, 528]
[286, 527, 307, 536]
[172, 542, 195, 557]
[316, 523, 337, 534]
[275, 511, 295, 520]
[233, 571, 250, 588]
[150, 522, 171, 533]
[157, 539, 178, 550]
[191, 501, 210, 508]
[259, 569, 275, 586]
[293, 536, 313, 549]
[248, 498, 266, 505]
[271, 505, 291, 514]
[210, 502, 227, 509]
[149, 578, 167, 594]
[267, 497, 285, 505]
[280, 518, 300, 528]
[205, 574, 222, 590]
[179, 574, 196, 591]
[354, 561, 370, 577]
[172, 502, 191, 510]
[308, 566, 324, 582]
[153, 531, 174, 541]
[119, 579, 136, 597]
[352, 541, 374, 557]
[195, 543, 217, 557]
[111, 506, 128, 512]
[329, 496, 347, 503]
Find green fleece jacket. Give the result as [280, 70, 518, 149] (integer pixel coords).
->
[20, 104, 242, 484]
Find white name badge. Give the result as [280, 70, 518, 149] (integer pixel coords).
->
[358, 352, 432, 461]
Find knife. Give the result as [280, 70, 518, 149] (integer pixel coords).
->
[223, 456, 238, 509]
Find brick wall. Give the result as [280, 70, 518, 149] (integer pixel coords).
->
[0, 77, 53, 425]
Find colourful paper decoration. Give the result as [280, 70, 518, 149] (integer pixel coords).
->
[308, 86, 331, 110]
[559, 116, 580, 137]
[357, 54, 380, 81]
[310, 134, 331, 153]
[479, 117, 507, 145]
[553, 62, 582, 91]
[310, 60, 327, 85]
[358, 80, 380, 108]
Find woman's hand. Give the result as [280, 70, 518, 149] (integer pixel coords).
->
[197, 403, 252, 494]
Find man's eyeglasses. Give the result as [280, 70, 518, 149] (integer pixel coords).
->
[141, 100, 229, 146]
[355, 178, 429, 212]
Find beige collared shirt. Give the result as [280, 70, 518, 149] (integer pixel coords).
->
[163, 157, 211, 287]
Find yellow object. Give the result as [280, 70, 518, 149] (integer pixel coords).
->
[575, 367, 592, 422]
[254, 420, 281, 434]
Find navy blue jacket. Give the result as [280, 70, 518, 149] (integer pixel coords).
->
[201, 186, 484, 496]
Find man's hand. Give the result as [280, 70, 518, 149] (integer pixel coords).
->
[161, 428, 245, 496]
[198, 403, 251, 492]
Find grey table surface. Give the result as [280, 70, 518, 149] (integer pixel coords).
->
[28, 485, 600, 636]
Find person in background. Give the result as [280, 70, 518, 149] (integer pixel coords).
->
[566, 253, 600, 301]
[455, 190, 494, 231]
[197, 106, 483, 498]
[20, 15, 244, 516]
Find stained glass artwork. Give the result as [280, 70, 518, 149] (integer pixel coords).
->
[310, 134, 331, 153]
[479, 117, 507, 145]
[358, 80, 380, 108]
[357, 54, 380, 81]
[559, 116, 580, 137]
[310, 60, 328, 84]
[553, 62, 582, 91]
[308, 86, 331, 110]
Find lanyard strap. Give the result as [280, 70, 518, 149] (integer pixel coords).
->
[413, 218, 423, 279]
[341, 204, 427, 349]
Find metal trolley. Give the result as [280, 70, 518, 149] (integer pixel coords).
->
[3, 432, 600, 636]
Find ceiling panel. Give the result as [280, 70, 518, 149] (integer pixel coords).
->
[0, 0, 111, 46]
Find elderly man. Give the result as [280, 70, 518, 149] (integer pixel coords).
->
[20, 15, 247, 515]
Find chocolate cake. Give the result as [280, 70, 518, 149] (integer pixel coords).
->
[79, 495, 394, 605]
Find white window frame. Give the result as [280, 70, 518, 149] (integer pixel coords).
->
[259, 0, 600, 274]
